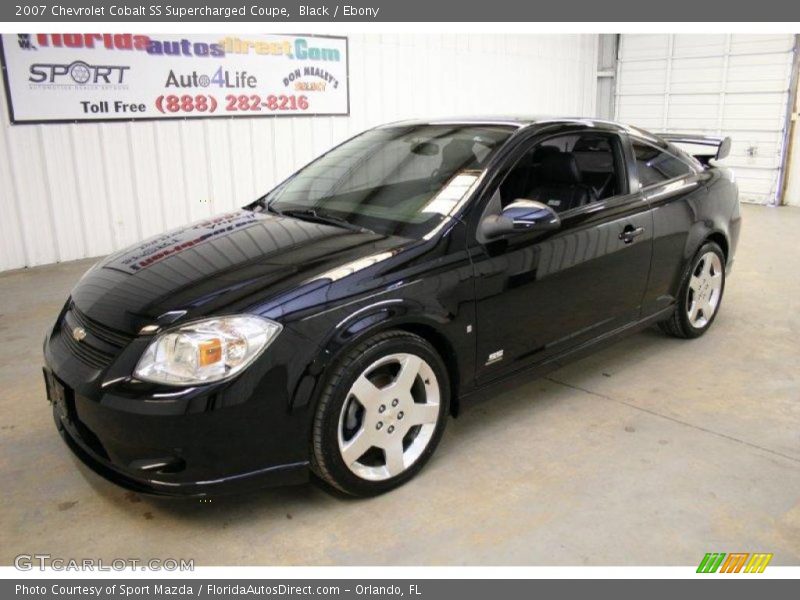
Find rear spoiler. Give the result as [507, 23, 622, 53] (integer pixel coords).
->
[656, 133, 732, 162]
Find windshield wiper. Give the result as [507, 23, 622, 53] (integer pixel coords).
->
[273, 207, 374, 234]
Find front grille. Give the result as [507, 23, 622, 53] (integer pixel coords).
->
[68, 302, 132, 347]
[58, 302, 134, 369]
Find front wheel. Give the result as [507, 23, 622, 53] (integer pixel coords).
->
[310, 330, 450, 497]
[659, 241, 726, 339]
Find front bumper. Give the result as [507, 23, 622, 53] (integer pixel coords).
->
[54, 409, 308, 497]
[44, 314, 316, 497]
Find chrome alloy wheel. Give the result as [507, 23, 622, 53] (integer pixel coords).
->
[687, 251, 723, 328]
[337, 353, 441, 481]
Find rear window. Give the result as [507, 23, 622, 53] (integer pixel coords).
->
[633, 142, 694, 187]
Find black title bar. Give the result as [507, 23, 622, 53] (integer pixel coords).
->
[4, 0, 800, 22]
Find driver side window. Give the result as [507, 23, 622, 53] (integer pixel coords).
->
[499, 132, 627, 213]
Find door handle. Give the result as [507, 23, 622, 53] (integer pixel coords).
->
[619, 225, 645, 244]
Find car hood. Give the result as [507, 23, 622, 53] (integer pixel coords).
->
[70, 210, 414, 334]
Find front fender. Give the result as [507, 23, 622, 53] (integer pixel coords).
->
[322, 298, 451, 358]
[288, 297, 467, 413]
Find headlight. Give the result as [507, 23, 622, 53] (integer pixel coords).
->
[134, 315, 282, 385]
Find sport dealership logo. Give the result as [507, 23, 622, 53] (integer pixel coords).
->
[696, 552, 773, 573]
[28, 61, 129, 87]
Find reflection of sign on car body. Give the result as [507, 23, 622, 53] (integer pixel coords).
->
[107, 212, 259, 274]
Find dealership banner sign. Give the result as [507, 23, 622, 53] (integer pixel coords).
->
[0, 33, 349, 123]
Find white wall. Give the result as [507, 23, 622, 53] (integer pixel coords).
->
[615, 34, 796, 206]
[0, 34, 599, 272]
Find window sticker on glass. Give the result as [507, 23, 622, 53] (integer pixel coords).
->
[422, 171, 482, 215]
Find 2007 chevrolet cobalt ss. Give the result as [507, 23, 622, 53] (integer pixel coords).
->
[44, 117, 740, 497]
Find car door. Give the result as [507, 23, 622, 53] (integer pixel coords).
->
[469, 127, 654, 385]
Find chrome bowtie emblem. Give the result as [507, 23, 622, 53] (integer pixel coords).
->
[71, 326, 87, 342]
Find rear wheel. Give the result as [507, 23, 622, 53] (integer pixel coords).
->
[310, 330, 449, 496]
[659, 241, 726, 338]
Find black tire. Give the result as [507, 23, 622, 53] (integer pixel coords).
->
[310, 330, 450, 497]
[659, 241, 726, 339]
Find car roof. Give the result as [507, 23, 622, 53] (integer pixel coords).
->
[379, 115, 636, 133]
[377, 116, 674, 153]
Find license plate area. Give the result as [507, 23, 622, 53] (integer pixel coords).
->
[43, 368, 71, 422]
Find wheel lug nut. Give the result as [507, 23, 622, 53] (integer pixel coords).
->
[398, 411, 404, 419]
[379, 405, 386, 413]
[388, 425, 395, 433]
[376, 422, 383, 430]
[392, 399, 399, 407]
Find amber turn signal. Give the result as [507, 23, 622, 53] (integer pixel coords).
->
[198, 338, 222, 366]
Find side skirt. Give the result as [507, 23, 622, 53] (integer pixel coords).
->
[459, 305, 675, 407]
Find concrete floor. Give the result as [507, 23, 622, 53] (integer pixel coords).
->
[0, 203, 798, 566]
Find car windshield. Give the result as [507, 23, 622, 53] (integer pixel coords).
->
[261, 124, 515, 238]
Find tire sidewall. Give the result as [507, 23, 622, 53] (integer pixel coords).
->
[314, 333, 450, 496]
[677, 242, 726, 338]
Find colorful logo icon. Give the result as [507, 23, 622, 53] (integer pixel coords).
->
[697, 552, 773, 573]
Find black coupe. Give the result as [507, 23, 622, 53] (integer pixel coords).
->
[43, 117, 741, 497]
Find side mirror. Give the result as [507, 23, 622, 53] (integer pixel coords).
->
[480, 199, 561, 240]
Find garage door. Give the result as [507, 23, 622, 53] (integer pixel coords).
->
[615, 34, 796, 205]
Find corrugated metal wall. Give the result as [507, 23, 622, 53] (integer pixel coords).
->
[616, 34, 796, 205]
[0, 34, 599, 272]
